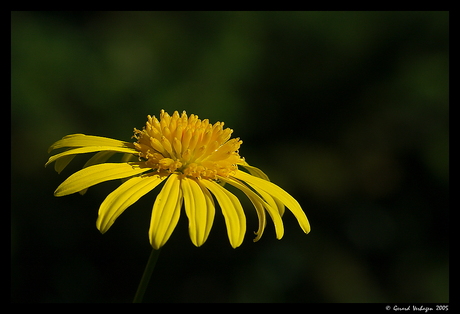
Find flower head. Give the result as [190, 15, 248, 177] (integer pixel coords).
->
[46, 110, 310, 249]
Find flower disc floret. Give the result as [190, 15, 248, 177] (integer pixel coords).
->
[133, 110, 244, 180]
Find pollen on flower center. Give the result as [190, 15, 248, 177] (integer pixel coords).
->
[133, 110, 244, 180]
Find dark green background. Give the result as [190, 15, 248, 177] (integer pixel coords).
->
[11, 11, 448, 303]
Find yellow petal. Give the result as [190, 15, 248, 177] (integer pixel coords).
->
[220, 177, 267, 241]
[181, 177, 215, 247]
[121, 153, 138, 163]
[222, 176, 285, 240]
[200, 179, 246, 248]
[48, 134, 134, 153]
[45, 146, 138, 168]
[237, 164, 285, 215]
[238, 162, 270, 181]
[77, 151, 119, 195]
[54, 163, 150, 197]
[149, 174, 183, 250]
[97, 174, 166, 233]
[82, 151, 116, 168]
[54, 155, 76, 174]
[196, 181, 216, 243]
[233, 170, 310, 234]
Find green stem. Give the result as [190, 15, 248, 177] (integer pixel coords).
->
[133, 248, 161, 303]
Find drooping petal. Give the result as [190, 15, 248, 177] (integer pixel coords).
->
[238, 163, 285, 216]
[121, 153, 138, 163]
[54, 155, 76, 174]
[238, 162, 270, 181]
[200, 179, 246, 248]
[196, 181, 216, 244]
[83, 151, 117, 168]
[220, 177, 267, 241]
[221, 176, 285, 240]
[149, 174, 183, 250]
[48, 134, 134, 153]
[54, 163, 150, 197]
[232, 170, 310, 234]
[97, 174, 166, 233]
[238, 178, 285, 234]
[78, 152, 117, 195]
[45, 146, 138, 168]
[181, 177, 215, 247]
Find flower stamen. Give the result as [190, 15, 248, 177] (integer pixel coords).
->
[133, 110, 243, 180]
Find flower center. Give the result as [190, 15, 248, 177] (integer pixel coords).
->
[133, 110, 243, 180]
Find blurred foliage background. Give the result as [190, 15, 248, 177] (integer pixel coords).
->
[11, 11, 448, 303]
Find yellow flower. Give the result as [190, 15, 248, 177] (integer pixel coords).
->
[46, 110, 310, 249]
